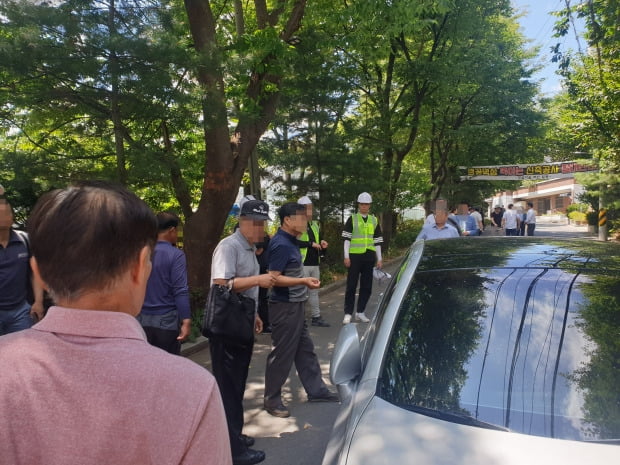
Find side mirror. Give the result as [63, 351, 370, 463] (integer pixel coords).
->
[330, 323, 362, 385]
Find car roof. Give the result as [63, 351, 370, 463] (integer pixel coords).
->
[417, 237, 620, 274]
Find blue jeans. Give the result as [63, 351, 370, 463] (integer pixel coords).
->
[0, 301, 33, 336]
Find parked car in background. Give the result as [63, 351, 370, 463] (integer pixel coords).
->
[324, 237, 620, 465]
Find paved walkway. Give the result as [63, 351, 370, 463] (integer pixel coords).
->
[481, 216, 593, 238]
[183, 257, 402, 465]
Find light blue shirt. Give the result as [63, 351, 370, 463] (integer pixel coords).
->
[416, 223, 460, 241]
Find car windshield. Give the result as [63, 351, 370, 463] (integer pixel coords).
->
[377, 240, 620, 443]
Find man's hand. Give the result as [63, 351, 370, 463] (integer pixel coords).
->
[30, 301, 45, 323]
[257, 273, 276, 288]
[254, 315, 263, 334]
[177, 319, 192, 341]
[344, 258, 351, 268]
[305, 277, 321, 289]
[320, 240, 328, 249]
[376, 260, 383, 270]
[312, 242, 322, 251]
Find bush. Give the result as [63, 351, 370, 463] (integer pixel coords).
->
[392, 219, 424, 249]
[188, 289, 207, 343]
[566, 203, 588, 215]
[319, 220, 345, 267]
[568, 211, 586, 223]
[315, 220, 346, 286]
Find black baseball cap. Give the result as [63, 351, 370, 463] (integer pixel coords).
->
[240, 200, 270, 221]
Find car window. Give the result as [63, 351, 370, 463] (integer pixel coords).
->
[361, 243, 424, 367]
[377, 261, 620, 443]
[360, 255, 401, 366]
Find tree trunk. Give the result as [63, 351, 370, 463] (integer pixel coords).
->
[182, 0, 307, 295]
[108, 0, 127, 185]
[161, 121, 194, 219]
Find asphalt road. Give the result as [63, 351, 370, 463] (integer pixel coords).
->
[185, 220, 595, 465]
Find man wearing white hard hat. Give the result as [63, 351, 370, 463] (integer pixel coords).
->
[297, 196, 330, 327]
[341, 192, 383, 324]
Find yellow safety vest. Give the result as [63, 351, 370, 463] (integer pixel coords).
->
[350, 214, 377, 254]
[299, 221, 320, 262]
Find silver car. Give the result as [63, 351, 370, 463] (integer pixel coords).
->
[324, 237, 620, 465]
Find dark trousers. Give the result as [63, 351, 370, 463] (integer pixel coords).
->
[138, 311, 181, 355]
[527, 224, 536, 236]
[344, 251, 375, 315]
[142, 326, 181, 355]
[505, 228, 519, 236]
[264, 301, 328, 407]
[210, 338, 254, 456]
[257, 288, 270, 328]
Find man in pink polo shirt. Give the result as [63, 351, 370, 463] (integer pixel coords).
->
[0, 181, 231, 465]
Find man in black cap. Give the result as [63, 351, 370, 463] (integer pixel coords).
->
[263, 202, 338, 419]
[210, 199, 275, 465]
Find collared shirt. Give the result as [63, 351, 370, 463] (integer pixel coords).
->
[503, 208, 519, 229]
[416, 223, 460, 241]
[268, 228, 307, 302]
[0, 306, 231, 465]
[141, 241, 191, 320]
[211, 229, 260, 306]
[526, 208, 536, 224]
[0, 229, 29, 311]
[470, 210, 483, 228]
[456, 214, 479, 235]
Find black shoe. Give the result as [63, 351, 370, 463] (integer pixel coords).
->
[264, 403, 290, 418]
[308, 391, 339, 402]
[311, 317, 330, 327]
[232, 448, 265, 465]
[240, 434, 255, 447]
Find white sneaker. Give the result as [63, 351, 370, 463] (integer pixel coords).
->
[342, 314, 352, 324]
[355, 312, 370, 323]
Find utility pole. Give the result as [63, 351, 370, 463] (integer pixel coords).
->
[598, 183, 608, 241]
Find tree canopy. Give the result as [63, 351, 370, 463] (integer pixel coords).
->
[551, 0, 620, 209]
[1, 0, 617, 293]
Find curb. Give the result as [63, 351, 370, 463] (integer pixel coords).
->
[181, 337, 210, 357]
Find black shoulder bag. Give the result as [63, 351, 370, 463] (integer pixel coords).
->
[201, 283, 256, 347]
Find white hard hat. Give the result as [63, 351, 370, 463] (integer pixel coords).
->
[297, 195, 312, 205]
[357, 192, 372, 203]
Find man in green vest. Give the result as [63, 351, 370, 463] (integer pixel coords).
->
[297, 196, 330, 327]
[341, 192, 383, 324]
